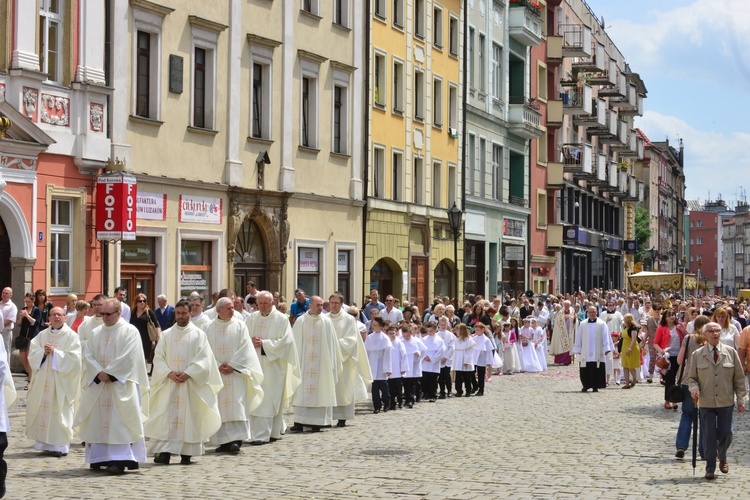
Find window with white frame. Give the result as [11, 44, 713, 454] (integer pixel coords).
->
[132, 8, 166, 119]
[300, 57, 320, 148]
[448, 84, 458, 132]
[373, 146, 385, 198]
[537, 63, 547, 101]
[414, 70, 424, 120]
[250, 43, 274, 139]
[392, 58, 404, 112]
[448, 164, 457, 207]
[392, 149, 403, 201]
[375, 0, 386, 19]
[414, 0, 425, 38]
[191, 23, 221, 130]
[374, 51, 386, 107]
[334, 0, 350, 27]
[433, 77, 443, 127]
[697, 237, 703, 245]
[449, 15, 459, 57]
[297, 246, 321, 296]
[492, 144, 502, 201]
[301, 0, 320, 16]
[537, 191, 548, 227]
[478, 33, 486, 92]
[433, 5, 443, 48]
[468, 27, 475, 88]
[337, 249, 353, 303]
[468, 134, 475, 196]
[332, 69, 350, 154]
[492, 43, 502, 100]
[479, 138, 486, 197]
[393, 0, 404, 28]
[50, 199, 73, 290]
[413, 156, 424, 205]
[432, 161, 442, 208]
[39, 0, 63, 82]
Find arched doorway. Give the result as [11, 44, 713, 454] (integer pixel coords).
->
[370, 258, 398, 303]
[434, 259, 454, 300]
[233, 218, 267, 296]
[0, 217, 10, 289]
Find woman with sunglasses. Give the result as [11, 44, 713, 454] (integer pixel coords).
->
[653, 308, 687, 409]
[33, 289, 54, 328]
[130, 294, 161, 372]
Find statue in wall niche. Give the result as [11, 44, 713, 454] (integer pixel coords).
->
[227, 203, 243, 263]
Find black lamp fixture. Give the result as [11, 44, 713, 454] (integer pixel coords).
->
[447, 202, 463, 307]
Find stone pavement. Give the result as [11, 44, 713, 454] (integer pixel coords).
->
[5, 364, 750, 499]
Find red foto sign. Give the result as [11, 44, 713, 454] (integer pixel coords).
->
[96, 173, 137, 241]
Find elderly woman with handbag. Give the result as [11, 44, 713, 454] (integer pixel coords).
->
[130, 293, 161, 374]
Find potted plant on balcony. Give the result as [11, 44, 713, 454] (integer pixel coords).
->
[618, 161, 629, 171]
[509, 0, 542, 16]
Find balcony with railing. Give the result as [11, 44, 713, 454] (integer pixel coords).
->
[572, 43, 607, 73]
[560, 23, 592, 58]
[561, 83, 592, 115]
[599, 71, 627, 98]
[508, 195, 529, 208]
[615, 169, 629, 196]
[621, 176, 641, 202]
[573, 97, 606, 128]
[596, 109, 620, 141]
[508, 96, 543, 139]
[561, 142, 592, 175]
[508, 0, 543, 46]
[587, 152, 609, 186]
[613, 129, 637, 155]
[597, 162, 620, 192]
[618, 87, 644, 117]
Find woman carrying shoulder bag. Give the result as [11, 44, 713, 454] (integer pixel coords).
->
[130, 293, 161, 374]
[17, 292, 43, 389]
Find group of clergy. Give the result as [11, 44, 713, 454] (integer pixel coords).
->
[15, 289, 378, 475]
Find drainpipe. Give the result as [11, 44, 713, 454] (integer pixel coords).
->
[459, 0, 468, 302]
[361, 0, 371, 301]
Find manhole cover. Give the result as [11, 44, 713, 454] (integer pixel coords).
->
[361, 449, 412, 456]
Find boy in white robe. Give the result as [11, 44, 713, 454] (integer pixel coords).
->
[365, 317, 393, 413]
[437, 316, 455, 399]
[386, 326, 408, 410]
[421, 321, 446, 402]
[452, 324, 476, 397]
[401, 326, 427, 408]
[77, 294, 105, 350]
[205, 298, 264, 453]
[146, 300, 223, 464]
[470, 323, 494, 396]
[26, 308, 82, 456]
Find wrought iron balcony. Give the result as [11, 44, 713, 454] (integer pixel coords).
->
[599, 71, 627, 98]
[560, 23, 592, 58]
[572, 43, 607, 73]
[508, 96, 543, 139]
[573, 97, 606, 128]
[508, 194, 529, 208]
[561, 142, 592, 175]
[561, 83, 592, 115]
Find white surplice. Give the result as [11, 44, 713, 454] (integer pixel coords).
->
[328, 311, 371, 421]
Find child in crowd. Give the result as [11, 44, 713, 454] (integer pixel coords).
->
[386, 326, 408, 410]
[364, 317, 393, 413]
[451, 324, 476, 397]
[420, 321, 446, 403]
[401, 325, 427, 408]
[471, 323, 494, 396]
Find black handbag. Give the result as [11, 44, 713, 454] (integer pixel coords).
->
[14, 335, 29, 350]
[667, 336, 690, 403]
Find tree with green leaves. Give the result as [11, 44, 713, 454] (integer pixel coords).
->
[634, 207, 651, 263]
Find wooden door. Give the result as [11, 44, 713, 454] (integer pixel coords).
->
[410, 256, 428, 314]
[120, 268, 156, 309]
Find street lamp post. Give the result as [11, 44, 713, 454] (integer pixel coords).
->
[647, 248, 657, 272]
[447, 202, 463, 308]
[599, 236, 609, 290]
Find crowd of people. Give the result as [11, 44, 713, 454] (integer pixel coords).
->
[1, 282, 750, 494]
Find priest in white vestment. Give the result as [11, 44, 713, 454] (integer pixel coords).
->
[26, 308, 82, 456]
[77, 294, 106, 350]
[572, 305, 611, 392]
[205, 298, 264, 454]
[550, 300, 576, 365]
[146, 300, 223, 464]
[189, 295, 212, 333]
[247, 292, 301, 444]
[328, 292, 371, 428]
[1, 335, 17, 497]
[290, 296, 342, 432]
[74, 299, 150, 475]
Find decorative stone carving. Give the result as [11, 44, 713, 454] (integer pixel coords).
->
[90, 103, 104, 132]
[22, 87, 38, 122]
[40, 94, 70, 126]
[0, 83, 5, 101]
[0, 155, 37, 170]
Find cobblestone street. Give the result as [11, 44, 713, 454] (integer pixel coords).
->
[5, 364, 750, 499]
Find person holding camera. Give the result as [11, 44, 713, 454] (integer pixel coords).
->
[17, 293, 42, 389]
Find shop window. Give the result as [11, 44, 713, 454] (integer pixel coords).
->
[297, 246, 321, 296]
[337, 249, 352, 303]
[180, 240, 212, 298]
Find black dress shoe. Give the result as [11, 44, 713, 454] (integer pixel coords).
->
[310, 426, 321, 432]
[289, 424, 304, 433]
[228, 442, 241, 454]
[250, 440, 268, 446]
[581, 388, 588, 392]
[215, 443, 230, 453]
[180, 455, 193, 465]
[337, 420, 346, 428]
[592, 388, 599, 392]
[105, 465, 125, 475]
[476, 392, 484, 397]
[428, 398, 437, 403]
[405, 402, 414, 408]
[455, 392, 463, 397]
[154, 452, 171, 465]
[439, 392, 446, 400]
[270, 437, 281, 442]
[373, 409, 380, 414]
[48, 451, 65, 458]
[464, 394, 471, 398]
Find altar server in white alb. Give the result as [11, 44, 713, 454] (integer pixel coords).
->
[146, 300, 223, 465]
[1, 334, 17, 498]
[247, 292, 301, 444]
[327, 292, 371, 428]
[421, 322, 446, 402]
[365, 317, 393, 413]
[205, 298, 264, 454]
[291, 296, 342, 432]
[76, 294, 106, 350]
[25, 307, 82, 457]
[386, 325, 408, 410]
[74, 299, 150, 475]
[470, 323, 494, 396]
[401, 325, 427, 408]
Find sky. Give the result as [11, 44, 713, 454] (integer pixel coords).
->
[585, 0, 750, 205]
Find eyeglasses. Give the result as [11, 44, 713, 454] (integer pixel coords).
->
[101, 312, 119, 317]
[137, 299, 146, 303]
[91, 303, 103, 307]
[704, 328, 721, 333]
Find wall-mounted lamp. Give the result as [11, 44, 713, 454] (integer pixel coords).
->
[256, 150, 271, 189]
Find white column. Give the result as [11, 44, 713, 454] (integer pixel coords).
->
[349, 0, 363, 200]
[75, 0, 107, 83]
[278, 0, 295, 191]
[110, 0, 132, 166]
[224, 0, 243, 186]
[11, 0, 40, 70]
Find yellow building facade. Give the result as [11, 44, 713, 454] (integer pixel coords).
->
[366, 0, 463, 312]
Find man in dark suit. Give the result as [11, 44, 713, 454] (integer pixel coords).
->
[155, 294, 175, 330]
